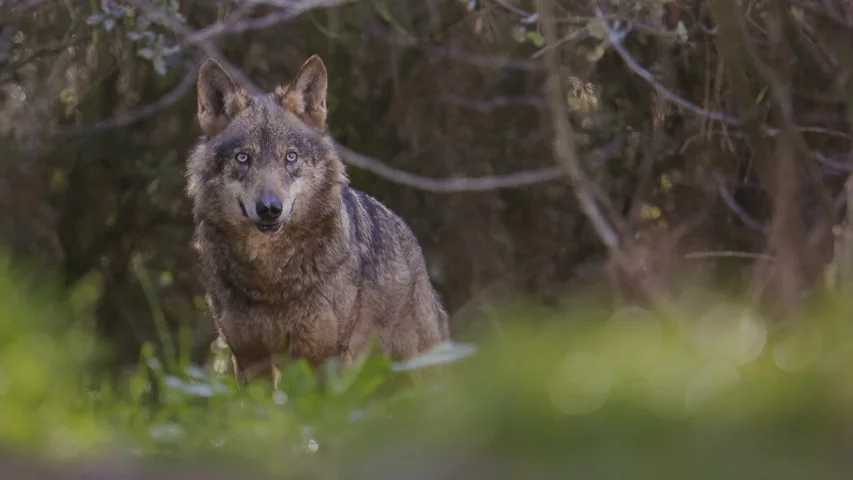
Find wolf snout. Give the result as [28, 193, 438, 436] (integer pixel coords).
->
[255, 190, 283, 222]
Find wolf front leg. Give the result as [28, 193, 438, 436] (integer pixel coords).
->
[230, 346, 281, 390]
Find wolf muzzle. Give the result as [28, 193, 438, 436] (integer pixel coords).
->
[256, 190, 283, 222]
[239, 188, 285, 234]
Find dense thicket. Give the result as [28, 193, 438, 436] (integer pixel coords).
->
[1, 0, 851, 370]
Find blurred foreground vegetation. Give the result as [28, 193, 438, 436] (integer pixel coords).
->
[4, 254, 853, 479]
[4, 0, 853, 477]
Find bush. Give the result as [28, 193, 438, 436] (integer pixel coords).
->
[3, 254, 853, 478]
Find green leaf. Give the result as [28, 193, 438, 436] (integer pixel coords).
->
[586, 42, 608, 62]
[525, 31, 545, 48]
[586, 18, 608, 40]
[391, 340, 478, 372]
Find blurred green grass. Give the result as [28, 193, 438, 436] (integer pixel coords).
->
[2, 253, 853, 479]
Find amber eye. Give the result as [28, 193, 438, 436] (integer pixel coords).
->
[285, 151, 298, 163]
[235, 152, 250, 164]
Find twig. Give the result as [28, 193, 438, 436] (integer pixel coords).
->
[494, 0, 538, 23]
[184, 0, 356, 45]
[493, 0, 531, 17]
[129, 0, 611, 194]
[118, 0, 632, 195]
[127, 0, 264, 95]
[439, 94, 545, 112]
[1, 35, 92, 73]
[813, 151, 853, 173]
[593, 7, 851, 142]
[594, 7, 742, 127]
[530, 27, 588, 59]
[536, 0, 623, 254]
[540, 0, 683, 318]
[364, 25, 544, 71]
[714, 173, 767, 233]
[54, 62, 198, 135]
[2, 0, 46, 13]
[825, 175, 853, 291]
[684, 251, 776, 262]
[334, 141, 625, 193]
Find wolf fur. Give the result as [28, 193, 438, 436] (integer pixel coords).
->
[185, 55, 451, 385]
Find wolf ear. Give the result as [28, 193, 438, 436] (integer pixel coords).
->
[278, 55, 328, 129]
[197, 59, 247, 136]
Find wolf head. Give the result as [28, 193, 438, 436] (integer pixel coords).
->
[186, 55, 347, 235]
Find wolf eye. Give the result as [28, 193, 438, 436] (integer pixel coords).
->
[285, 151, 298, 163]
[235, 152, 250, 164]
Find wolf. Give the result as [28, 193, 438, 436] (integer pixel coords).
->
[185, 55, 451, 386]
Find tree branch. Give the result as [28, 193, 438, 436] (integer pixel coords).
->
[539, 0, 682, 316]
[54, 62, 198, 136]
[335, 138, 623, 193]
[126, 0, 264, 95]
[120, 0, 623, 194]
[593, 7, 851, 141]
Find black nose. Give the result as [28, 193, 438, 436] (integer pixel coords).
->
[255, 190, 283, 221]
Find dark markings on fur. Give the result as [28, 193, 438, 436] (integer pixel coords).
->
[343, 187, 363, 245]
[229, 165, 243, 182]
[292, 136, 309, 161]
[357, 189, 385, 281]
[215, 136, 244, 159]
[258, 105, 276, 156]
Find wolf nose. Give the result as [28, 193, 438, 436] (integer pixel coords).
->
[255, 191, 283, 221]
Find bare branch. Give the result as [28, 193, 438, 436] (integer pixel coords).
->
[539, 0, 683, 316]
[714, 174, 767, 233]
[126, 0, 264, 95]
[1, 35, 92, 74]
[335, 138, 624, 193]
[684, 251, 776, 262]
[814, 151, 853, 173]
[536, 1, 623, 252]
[364, 25, 544, 71]
[118, 0, 607, 194]
[494, 0, 538, 23]
[593, 7, 742, 127]
[530, 27, 588, 59]
[1, 0, 46, 13]
[184, 0, 357, 45]
[54, 62, 198, 136]
[439, 94, 545, 112]
[593, 7, 851, 142]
